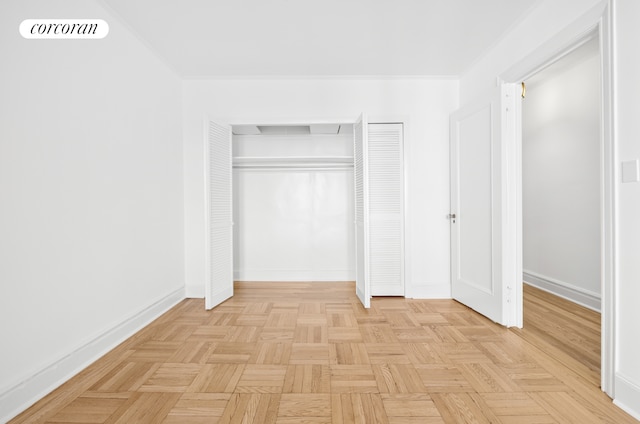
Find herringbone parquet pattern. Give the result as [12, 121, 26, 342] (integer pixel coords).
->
[10, 282, 638, 423]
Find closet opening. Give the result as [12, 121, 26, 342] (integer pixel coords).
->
[205, 117, 405, 310]
[231, 124, 356, 283]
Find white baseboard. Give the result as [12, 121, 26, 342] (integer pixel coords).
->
[234, 269, 355, 282]
[0, 287, 185, 424]
[185, 283, 205, 298]
[407, 282, 452, 299]
[614, 373, 640, 421]
[523, 270, 601, 312]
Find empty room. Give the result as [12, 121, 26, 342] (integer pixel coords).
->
[1, 0, 640, 423]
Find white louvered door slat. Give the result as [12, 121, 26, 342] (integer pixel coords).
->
[205, 120, 233, 310]
[354, 114, 370, 308]
[367, 124, 404, 296]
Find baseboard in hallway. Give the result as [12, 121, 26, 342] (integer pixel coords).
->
[523, 270, 601, 312]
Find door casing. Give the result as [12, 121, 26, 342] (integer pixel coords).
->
[498, 2, 615, 397]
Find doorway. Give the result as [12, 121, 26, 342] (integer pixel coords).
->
[450, 4, 614, 395]
[499, 5, 615, 395]
[521, 36, 601, 313]
[520, 35, 602, 382]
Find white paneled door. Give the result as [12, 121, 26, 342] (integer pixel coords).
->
[205, 119, 234, 310]
[354, 114, 370, 308]
[450, 86, 519, 326]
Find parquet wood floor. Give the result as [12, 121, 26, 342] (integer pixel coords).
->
[10, 282, 638, 423]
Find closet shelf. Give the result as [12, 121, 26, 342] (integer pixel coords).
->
[233, 156, 354, 170]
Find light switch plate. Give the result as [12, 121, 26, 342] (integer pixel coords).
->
[621, 159, 640, 183]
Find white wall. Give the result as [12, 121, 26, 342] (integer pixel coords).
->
[183, 78, 459, 298]
[613, 0, 640, 416]
[0, 0, 184, 421]
[522, 43, 601, 309]
[233, 133, 355, 281]
[461, 0, 640, 417]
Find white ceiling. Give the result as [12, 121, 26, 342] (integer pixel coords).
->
[101, 0, 539, 78]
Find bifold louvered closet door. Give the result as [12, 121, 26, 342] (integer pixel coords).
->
[367, 123, 404, 296]
[354, 119, 404, 308]
[354, 115, 370, 308]
[205, 119, 233, 310]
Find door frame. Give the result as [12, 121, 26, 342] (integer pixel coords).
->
[499, 1, 615, 397]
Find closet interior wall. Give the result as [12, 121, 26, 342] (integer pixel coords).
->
[232, 128, 355, 282]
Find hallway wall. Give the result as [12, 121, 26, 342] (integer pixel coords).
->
[522, 39, 601, 310]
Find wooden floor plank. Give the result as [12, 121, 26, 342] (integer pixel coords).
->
[10, 281, 638, 424]
[162, 392, 230, 423]
[283, 364, 331, 393]
[102, 392, 180, 424]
